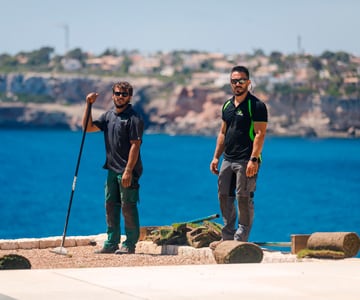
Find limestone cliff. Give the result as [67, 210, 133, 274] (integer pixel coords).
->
[0, 73, 359, 137]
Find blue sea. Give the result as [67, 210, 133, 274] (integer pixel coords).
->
[1, 130, 359, 255]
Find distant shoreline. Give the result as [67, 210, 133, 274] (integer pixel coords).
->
[0, 126, 355, 139]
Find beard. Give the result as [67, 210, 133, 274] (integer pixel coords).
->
[114, 99, 130, 109]
[233, 88, 247, 97]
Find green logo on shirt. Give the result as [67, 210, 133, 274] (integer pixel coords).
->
[236, 109, 243, 116]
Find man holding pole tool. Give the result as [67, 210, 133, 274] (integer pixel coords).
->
[210, 66, 267, 248]
[83, 81, 144, 254]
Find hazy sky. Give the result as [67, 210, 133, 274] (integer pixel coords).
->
[1, 0, 359, 56]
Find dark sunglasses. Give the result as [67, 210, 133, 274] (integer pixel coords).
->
[231, 78, 248, 85]
[113, 91, 129, 97]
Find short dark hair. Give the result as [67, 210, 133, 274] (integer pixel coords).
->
[231, 66, 249, 79]
[112, 81, 133, 96]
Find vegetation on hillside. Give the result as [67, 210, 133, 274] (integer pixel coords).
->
[1, 47, 359, 102]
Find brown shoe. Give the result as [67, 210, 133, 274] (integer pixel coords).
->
[115, 245, 135, 255]
[209, 239, 223, 250]
[94, 246, 118, 254]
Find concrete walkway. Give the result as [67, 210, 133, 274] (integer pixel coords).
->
[1, 234, 360, 299]
[1, 260, 360, 300]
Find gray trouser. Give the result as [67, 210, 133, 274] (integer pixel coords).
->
[218, 159, 257, 241]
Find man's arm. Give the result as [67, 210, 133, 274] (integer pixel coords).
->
[250, 122, 267, 158]
[246, 121, 267, 177]
[83, 92, 100, 132]
[210, 121, 227, 175]
[121, 140, 141, 188]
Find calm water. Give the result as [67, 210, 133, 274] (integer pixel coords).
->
[1, 130, 359, 255]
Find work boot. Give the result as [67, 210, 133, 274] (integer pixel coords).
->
[94, 245, 118, 254]
[234, 225, 249, 242]
[115, 245, 135, 255]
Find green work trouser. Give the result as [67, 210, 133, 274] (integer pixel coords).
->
[103, 170, 140, 250]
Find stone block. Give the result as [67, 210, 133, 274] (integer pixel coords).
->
[136, 241, 162, 255]
[0, 241, 19, 250]
[39, 238, 60, 249]
[63, 238, 76, 247]
[75, 238, 92, 246]
[17, 239, 40, 249]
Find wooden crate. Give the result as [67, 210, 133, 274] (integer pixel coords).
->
[291, 234, 311, 254]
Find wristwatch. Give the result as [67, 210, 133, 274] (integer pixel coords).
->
[250, 157, 258, 163]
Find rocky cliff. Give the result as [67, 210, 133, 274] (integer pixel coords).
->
[0, 73, 359, 137]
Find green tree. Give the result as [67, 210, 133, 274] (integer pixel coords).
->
[344, 84, 358, 96]
[334, 51, 350, 63]
[269, 51, 283, 65]
[310, 57, 323, 71]
[252, 48, 265, 57]
[67, 48, 88, 65]
[320, 51, 336, 60]
[25, 47, 54, 66]
[200, 59, 214, 71]
[0, 54, 18, 67]
[273, 83, 293, 95]
[120, 55, 132, 73]
[100, 48, 119, 56]
[326, 82, 341, 97]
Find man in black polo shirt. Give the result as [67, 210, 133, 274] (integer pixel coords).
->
[210, 66, 268, 247]
[83, 81, 144, 254]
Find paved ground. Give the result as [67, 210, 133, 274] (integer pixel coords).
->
[1, 234, 360, 299]
[1, 260, 360, 300]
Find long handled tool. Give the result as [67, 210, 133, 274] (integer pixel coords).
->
[185, 214, 220, 224]
[253, 241, 291, 247]
[52, 102, 92, 255]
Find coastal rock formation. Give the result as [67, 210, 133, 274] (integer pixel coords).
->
[0, 102, 103, 130]
[1, 72, 359, 137]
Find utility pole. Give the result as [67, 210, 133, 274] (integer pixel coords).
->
[63, 24, 69, 55]
[297, 35, 303, 55]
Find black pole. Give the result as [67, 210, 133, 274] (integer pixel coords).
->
[59, 102, 92, 248]
[186, 214, 220, 224]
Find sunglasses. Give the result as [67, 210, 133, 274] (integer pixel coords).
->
[113, 91, 129, 97]
[231, 78, 248, 85]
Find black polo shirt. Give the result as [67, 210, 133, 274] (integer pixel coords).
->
[94, 104, 144, 176]
[222, 93, 267, 162]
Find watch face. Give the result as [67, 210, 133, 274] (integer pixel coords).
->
[251, 157, 258, 162]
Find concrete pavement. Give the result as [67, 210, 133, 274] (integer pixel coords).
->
[1, 260, 360, 300]
[1, 234, 360, 299]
